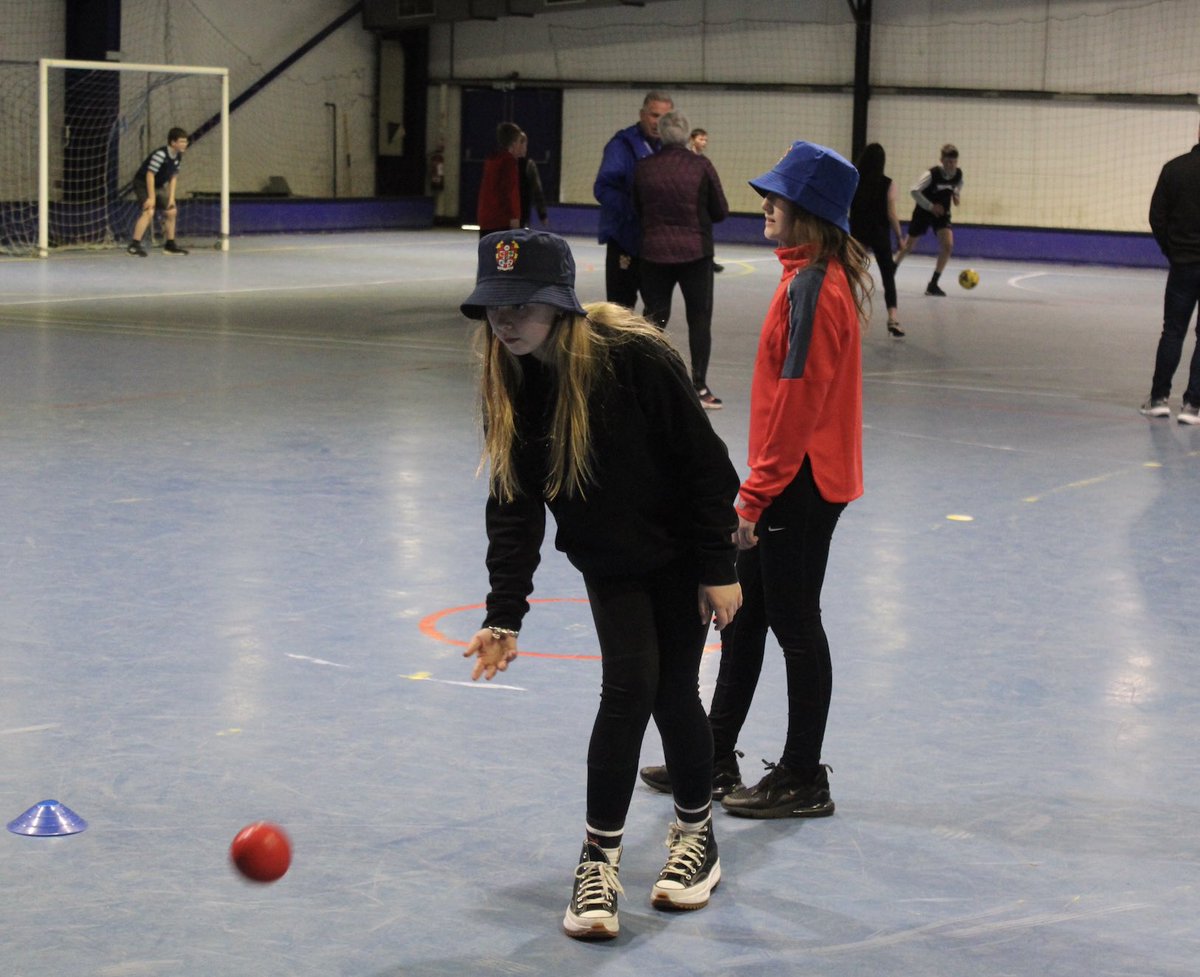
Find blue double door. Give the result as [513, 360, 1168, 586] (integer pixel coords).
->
[459, 87, 562, 226]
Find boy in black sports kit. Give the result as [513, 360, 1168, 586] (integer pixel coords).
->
[127, 127, 189, 257]
[894, 143, 962, 295]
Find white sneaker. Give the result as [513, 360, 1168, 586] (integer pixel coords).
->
[1178, 402, 1200, 425]
[1140, 397, 1170, 418]
[650, 821, 721, 910]
[563, 842, 623, 940]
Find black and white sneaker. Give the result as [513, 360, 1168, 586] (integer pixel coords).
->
[127, 242, 147, 257]
[1140, 397, 1170, 418]
[563, 842, 622, 940]
[650, 821, 721, 910]
[163, 241, 189, 256]
[1179, 402, 1200, 425]
[722, 760, 835, 819]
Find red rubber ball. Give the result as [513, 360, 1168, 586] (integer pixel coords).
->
[230, 822, 292, 883]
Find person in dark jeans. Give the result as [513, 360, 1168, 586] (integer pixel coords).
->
[1142, 121, 1200, 425]
[634, 110, 729, 408]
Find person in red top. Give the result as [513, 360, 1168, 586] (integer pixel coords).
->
[476, 122, 524, 237]
[640, 141, 870, 819]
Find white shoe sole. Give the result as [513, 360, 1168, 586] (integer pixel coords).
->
[563, 910, 619, 939]
[650, 860, 721, 910]
[1178, 414, 1200, 425]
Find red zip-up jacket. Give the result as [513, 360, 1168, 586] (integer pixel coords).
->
[736, 244, 863, 523]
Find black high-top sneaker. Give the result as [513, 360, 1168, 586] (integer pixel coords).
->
[563, 841, 623, 940]
[650, 820, 721, 910]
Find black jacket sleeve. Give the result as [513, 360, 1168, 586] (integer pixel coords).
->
[627, 343, 739, 586]
[483, 490, 545, 632]
[1149, 163, 1173, 259]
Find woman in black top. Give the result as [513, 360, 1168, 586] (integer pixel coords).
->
[461, 229, 741, 940]
[850, 142, 904, 337]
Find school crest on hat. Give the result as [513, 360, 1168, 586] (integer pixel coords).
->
[495, 239, 519, 272]
[460, 229, 588, 320]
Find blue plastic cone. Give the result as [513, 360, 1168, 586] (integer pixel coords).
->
[7, 799, 88, 836]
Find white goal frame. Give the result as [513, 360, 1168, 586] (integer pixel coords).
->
[37, 58, 230, 257]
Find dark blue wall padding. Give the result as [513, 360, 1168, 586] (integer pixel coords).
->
[543, 205, 1167, 270]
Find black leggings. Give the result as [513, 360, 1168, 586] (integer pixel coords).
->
[583, 558, 712, 831]
[640, 256, 716, 388]
[858, 227, 898, 311]
[708, 459, 845, 772]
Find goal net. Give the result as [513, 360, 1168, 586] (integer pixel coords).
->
[0, 58, 228, 256]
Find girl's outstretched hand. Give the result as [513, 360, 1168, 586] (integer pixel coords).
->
[464, 628, 519, 681]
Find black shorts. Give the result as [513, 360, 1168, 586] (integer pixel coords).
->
[135, 182, 173, 210]
[907, 206, 951, 237]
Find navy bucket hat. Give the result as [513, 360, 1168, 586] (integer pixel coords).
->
[749, 141, 859, 233]
[461, 229, 588, 320]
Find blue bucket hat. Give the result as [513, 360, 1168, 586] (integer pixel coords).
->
[748, 141, 859, 233]
[461, 229, 587, 320]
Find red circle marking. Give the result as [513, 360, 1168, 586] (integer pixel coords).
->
[420, 598, 599, 660]
[420, 598, 719, 661]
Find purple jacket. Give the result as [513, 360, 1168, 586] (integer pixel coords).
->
[634, 145, 729, 264]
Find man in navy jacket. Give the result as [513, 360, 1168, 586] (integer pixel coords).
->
[1143, 121, 1200, 424]
[593, 91, 673, 309]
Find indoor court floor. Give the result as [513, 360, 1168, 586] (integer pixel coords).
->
[1, 229, 1196, 977]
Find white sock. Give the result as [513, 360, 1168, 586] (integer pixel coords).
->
[675, 814, 710, 834]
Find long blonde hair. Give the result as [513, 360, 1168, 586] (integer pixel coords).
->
[478, 302, 673, 503]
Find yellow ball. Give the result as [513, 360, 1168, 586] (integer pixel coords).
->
[958, 268, 980, 289]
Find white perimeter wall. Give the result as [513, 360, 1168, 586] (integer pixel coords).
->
[427, 0, 1200, 232]
[4, 0, 1197, 227]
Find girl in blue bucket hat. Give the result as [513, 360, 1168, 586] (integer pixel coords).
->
[461, 229, 742, 938]
[718, 142, 871, 817]
[641, 141, 872, 818]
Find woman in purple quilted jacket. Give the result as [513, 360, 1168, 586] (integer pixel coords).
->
[634, 111, 730, 409]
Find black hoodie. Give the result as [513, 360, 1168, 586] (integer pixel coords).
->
[482, 336, 739, 631]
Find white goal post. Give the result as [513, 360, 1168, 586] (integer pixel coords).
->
[37, 58, 229, 257]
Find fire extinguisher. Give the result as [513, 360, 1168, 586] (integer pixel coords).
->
[429, 148, 445, 193]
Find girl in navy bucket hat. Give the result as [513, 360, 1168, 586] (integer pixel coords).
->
[461, 229, 742, 938]
[641, 142, 872, 818]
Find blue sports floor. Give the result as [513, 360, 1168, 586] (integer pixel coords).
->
[1, 230, 1196, 977]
